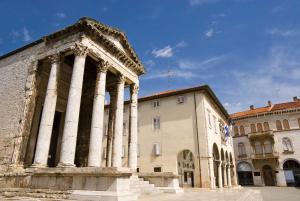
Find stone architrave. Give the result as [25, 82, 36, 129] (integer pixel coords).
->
[88, 61, 109, 167]
[58, 44, 88, 167]
[112, 74, 125, 168]
[128, 84, 139, 170]
[32, 54, 60, 167]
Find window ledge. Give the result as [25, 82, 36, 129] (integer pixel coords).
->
[282, 150, 294, 154]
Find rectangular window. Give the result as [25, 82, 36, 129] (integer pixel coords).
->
[137, 168, 140, 173]
[213, 115, 217, 132]
[154, 167, 161, 172]
[207, 110, 212, 128]
[153, 117, 160, 130]
[177, 96, 185, 104]
[153, 100, 160, 108]
[153, 143, 161, 156]
[123, 121, 127, 135]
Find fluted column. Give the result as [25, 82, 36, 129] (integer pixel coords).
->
[58, 44, 88, 167]
[223, 163, 228, 187]
[32, 54, 60, 167]
[128, 84, 139, 170]
[88, 61, 109, 167]
[112, 74, 125, 168]
[106, 86, 117, 167]
[218, 161, 223, 189]
[227, 165, 232, 187]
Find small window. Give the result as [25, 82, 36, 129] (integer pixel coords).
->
[254, 142, 262, 154]
[153, 117, 160, 130]
[238, 142, 246, 156]
[123, 122, 127, 135]
[264, 140, 272, 154]
[257, 123, 263, 132]
[250, 124, 256, 133]
[154, 167, 161, 172]
[207, 110, 212, 127]
[213, 116, 217, 132]
[283, 119, 290, 130]
[153, 143, 161, 156]
[263, 122, 270, 131]
[240, 126, 245, 135]
[177, 96, 185, 104]
[282, 137, 293, 152]
[276, 120, 283, 131]
[137, 168, 140, 173]
[234, 126, 239, 136]
[153, 100, 160, 108]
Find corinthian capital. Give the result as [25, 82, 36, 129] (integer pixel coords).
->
[97, 60, 110, 73]
[116, 74, 126, 84]
[73, 43, 89, 57]
[48, 53, 60, 64]
[130, 84, 139, 95]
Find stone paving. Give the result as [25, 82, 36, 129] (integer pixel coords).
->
[248, 187, 300, 201]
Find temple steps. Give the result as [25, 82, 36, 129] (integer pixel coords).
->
[129, 175, 160, 196]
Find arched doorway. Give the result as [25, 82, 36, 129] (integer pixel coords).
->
[283, 159, 300, 186]
[212, 143, 220, 188]
[177, 150, 195, 187]
[237, 161, 254, 185]
[262, 165, 275, 186]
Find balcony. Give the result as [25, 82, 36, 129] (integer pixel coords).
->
[251, 152, 279, 160]
[248, 130, 274, 140]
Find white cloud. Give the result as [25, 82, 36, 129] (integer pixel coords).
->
[55, 12, 66, 19]
[152, 46, 173, 58]
[189, 0, 220, 6]
[144, 60, 155, 67]
[175, 41, 188, 48]
[143, 70, 197, 80]
[204, 28, 215, 38]
[178, 55, 226, 70]
[266, 28, 297, 37]
[22, 27, 31, 42]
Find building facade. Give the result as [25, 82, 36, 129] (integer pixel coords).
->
[232, 98, 300, 187]
[103, 86, 238, 189]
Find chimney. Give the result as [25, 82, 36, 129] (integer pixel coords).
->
[267, 100, 272, 107]
[293, 96, 298, 102]
[250, 105, 254, 110]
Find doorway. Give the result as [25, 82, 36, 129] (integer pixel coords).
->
[262, 165, 275, 186]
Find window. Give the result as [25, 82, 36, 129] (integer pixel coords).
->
[177, 96, 185, 104]
[238, 142, 246, 156]
[123, 121, 127, 135]
[257, 123, 263, 132]
[276, 120, 283, 131]
[153, 117, 160, 130]
[240, 126, 245, 136]
[153, 100, 160, 108]
[137, 168, 140, 173]
[250, 124, 256, 133]
[207, 110, 212, 128]
[263, 122, 270, 131]
[234, 126, 239, 136]
[153, 143, 161, 156]
[254, 142, 262, 154]
[283, 119, 290, 130]
[154, 167, 161, 172]
[282, 137, 293, 152]
[213, 116, 217, 132]
[264, 140, 272, 154]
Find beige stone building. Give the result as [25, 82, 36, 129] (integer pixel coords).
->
[232, 98, 300, 187]
[105, 86, 238, 189]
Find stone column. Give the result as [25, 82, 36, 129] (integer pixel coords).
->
[128, 84, 139, 170]
[112, 74, 126, 168]
[218, 161, 223, 189]
[227, 165, 232, 187]
[87, 61, 109, 167]
[32, 54, 60, 167]
[223, 163, 228, 187]
[58, 44, 88, 167]
[106, 86, 117, 167]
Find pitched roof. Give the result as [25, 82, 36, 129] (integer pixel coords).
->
[0, 17, 145, 75]
[231, 100, 300, 119]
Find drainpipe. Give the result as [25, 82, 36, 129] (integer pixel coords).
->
[193, 92, 202, 187]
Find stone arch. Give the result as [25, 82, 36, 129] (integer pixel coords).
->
[212, 143, 221, 188]
[212, 143, 220, 160]
[221, 148, 225, 162]
[177, 149, 195, 187]
[282, 158, 300, 186]
[262, 165, 276, 186]
[236, 161, 254, 186]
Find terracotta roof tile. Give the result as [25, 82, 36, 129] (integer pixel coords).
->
[231, 100, 300, 119]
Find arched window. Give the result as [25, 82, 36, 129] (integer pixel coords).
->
[276, 120, 283, 131]
[238, 142, 246, 156]
[283, 119, 290, 130]
[298, 117, 300, 128]
[234, 126, 239, 136]
[250, 124, 256, 133]
[254, 142, 262, 154]
[282, 137, 293, 152]
[257, 123, 263, 132]
[240, 126, 245, 135]
[264, 140, 272, 153]
[263, 122, 270, 131]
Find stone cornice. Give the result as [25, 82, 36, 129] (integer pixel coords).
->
[43, 17, 145, 76]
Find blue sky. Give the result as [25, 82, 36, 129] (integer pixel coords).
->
[0, 0, 300, 113]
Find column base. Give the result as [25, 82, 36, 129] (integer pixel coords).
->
[57, 163, 76, 168]
[30, 163, 48, 168]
